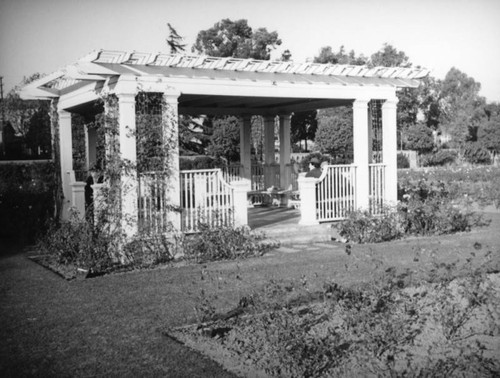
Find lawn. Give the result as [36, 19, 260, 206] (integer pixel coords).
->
[1, 208, 499, 377]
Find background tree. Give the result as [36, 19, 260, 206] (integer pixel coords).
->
[404, 122, 435, 153]
[438, 67, 486, 148]
[369, 43, 411, 68]
[166, 23, 186, 54]
[206, 116, 240, 162]
[478, 112, 500, 155]
[192, 19, 281, 60]
[314, 45, 366, 65]
[1, 73, 51, 159]
[314, 107, 353, 162]
[291, 111, 317, 152]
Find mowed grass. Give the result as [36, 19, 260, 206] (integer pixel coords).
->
[1, 211, 499, 377]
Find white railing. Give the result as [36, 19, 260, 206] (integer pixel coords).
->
[138, 172, 170, 235]
[222, 164, 242, 183]
[180, 169, 235, 233]
[369, 163, 386, 215]
[316, 165, 357, 222]
[251, 164, 265, 191]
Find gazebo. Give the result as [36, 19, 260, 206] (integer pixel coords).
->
[21, 50, 428, 237]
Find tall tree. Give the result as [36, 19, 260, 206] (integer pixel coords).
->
[369, 43, 411, 68]
[438, 67, 486, 147]
[192, 19, 281, 60]
[314, 45, 366, 65]
[291, 111, 317, 151]
[166, 23, 186, 54]
[314, 107, 353, 162]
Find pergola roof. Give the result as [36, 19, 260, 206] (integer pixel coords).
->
[22, 50, 429, 114]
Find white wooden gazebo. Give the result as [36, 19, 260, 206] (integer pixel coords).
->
[21, 50, 428, 237]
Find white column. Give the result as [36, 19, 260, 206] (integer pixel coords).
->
[117, 91, 138, 237]
[263, 115, 275, 188]
[58, 109, 73, 220]
[298, 175, 319, 225]
[382, 97, 399, 205]
[163, 89, 181, 230]
[240, 115, 252, 180]
[279, 114, 292, 190]
[353, 99, 370, 210]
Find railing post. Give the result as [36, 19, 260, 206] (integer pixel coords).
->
[298, 174, 319, 225]
[231, 178, 251, 227]
[70, 180, 86, 220]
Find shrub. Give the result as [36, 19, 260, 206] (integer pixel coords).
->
[463, 142, 491, 165]
[336, 208, 404, 243]
[397, 153, 410, 169]
[37, 210, 113, 272]
[183, 225, 278, 263]
[421, 149, 457, 167]
[0, 162, 55, 242]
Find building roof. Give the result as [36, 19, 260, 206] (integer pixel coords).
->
[21, 50, 429, 114]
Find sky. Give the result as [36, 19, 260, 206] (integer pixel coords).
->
[1, 0, 500, 102]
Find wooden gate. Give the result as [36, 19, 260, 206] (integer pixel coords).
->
[180, 169, 235, 233]
[316, 165, 357, 222]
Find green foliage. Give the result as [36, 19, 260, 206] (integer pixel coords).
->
[314, 45, 367, 65]
[186, 261, 500, 377]
[0, 161, 55, 241]
[404, 122, 435, 153]
[369, 43, 411, 67]
[314, 107, 353, 161]
[337, 208, 404, 243]
[463, 142, 492, 165]
[206, 116, 240, 162]
[290, 110, 317, 147]
[397, 153, 410, 169]
[183, 225, 278, 263]
[338, 175, 488, 243]
[192, 19, 281, 60]
[37, 210, 113, 272]
[166, 23, 186, 53]
[478, 116, 500, 153]
[420, 149, 458, 166]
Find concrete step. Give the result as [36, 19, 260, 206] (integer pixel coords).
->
[254, 222, 345, 245]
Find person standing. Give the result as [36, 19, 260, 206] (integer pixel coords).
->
[305, 158, 322, 178]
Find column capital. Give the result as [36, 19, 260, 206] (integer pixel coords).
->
[353, 98, 370, 108]
[382, 97, 399, 109]
[115, 74, 138, 97]
[163, 87, 181, 103]
[57, 109, 71, 118]
[278, 113, 292, 121]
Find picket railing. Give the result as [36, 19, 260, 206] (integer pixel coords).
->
[180, 169, 235, 233]
[369, 163, 386, 215]
[138, 172, 170, 235]
[316, 165, 357, 222]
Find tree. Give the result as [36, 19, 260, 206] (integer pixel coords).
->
[404, 122, 435, 153]
[192, 19, 281, 60]
[206, 116, 240, 162]
[314, 107, 353, 162]
[438, 67, 486, 147]
[166, 23, 186, 54]
[478, 116, 500, 154]
[314, 45, 366, 65]
[369, 43, 411, 68]
[2, 73, 51, 158]
[291, 111, 317, 151]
